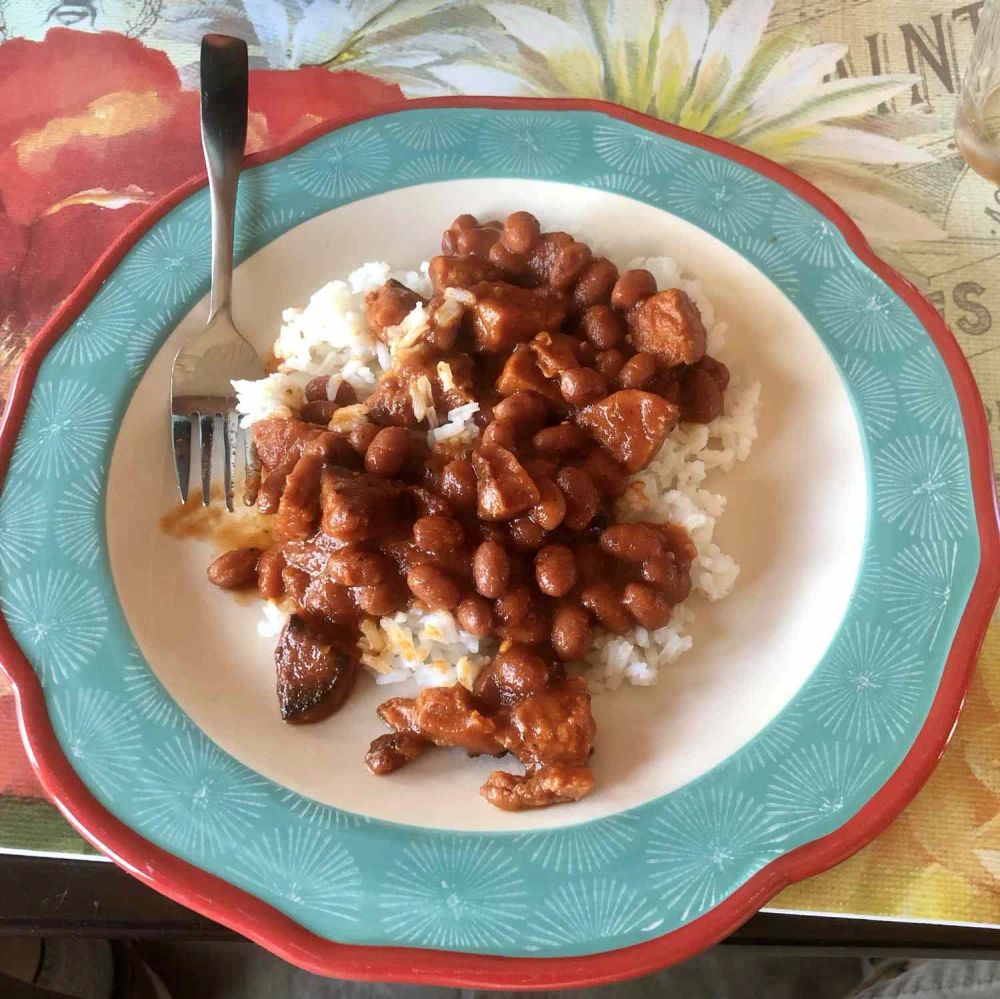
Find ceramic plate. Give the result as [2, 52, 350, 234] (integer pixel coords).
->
[1, 99, 997, 989]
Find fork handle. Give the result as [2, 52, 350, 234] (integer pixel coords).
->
[200, 34, 248, 323]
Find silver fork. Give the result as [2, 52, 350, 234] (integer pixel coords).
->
[171, 34, 265, 510]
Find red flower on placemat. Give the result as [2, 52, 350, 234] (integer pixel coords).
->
[0, 29, 403, 388]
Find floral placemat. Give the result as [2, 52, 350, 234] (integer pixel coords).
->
[0, 0, 996, 925]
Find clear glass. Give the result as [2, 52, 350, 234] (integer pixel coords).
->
[956, 0, 1000, 182]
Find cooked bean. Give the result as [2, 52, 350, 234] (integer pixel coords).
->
[304, 577, 356, 619]
[679, 366, 724, 423]
[522, 456, 559, 481]
[494, 584, 531, 624]
[406, 564, 460, 610]
[281, 565, 310, 605]
[574, 258, 619, 310]
[488, 239, 528, 276]
[594, 348, 627, 382]
[305, 375, 331, 402]
[698, 355, 731, 393]
[326, 549, 393, 586]
[364, 426, 410, 477]
[582, 448, 628, 499]
[557, 466, 600, 531]
[493, 391, 548, 433]
[502, 211, 541, 254]
[642, 554, 692, 605]
[348, 422, 379, 455]
[618, 352, 658, 389]
[300, 400, 338, 425]
[560, 366, 608, 405]
[334, 381, 358, 405]
[355, 581, 403, 617]
[207, 547, 260, 589]
[257, 548, 286, 600]
[528, 476, 566, 530]
[579, 304, 624, 349]
[580, 582, 631, 634]
[413, 515, 464, 554]
[509, 514, 547, 550]
[473, 540, 511, 598]
[622, 582, 673, 629]
[440, 459, 477, 512]
[481, 419, 518, 449]
[532, 422, 589, 455]
[535, 544, 577, 597]
[456, 224, 502, 258]
[550, 241, 592, 290]
[611, 268, 656, 310]
[599, 523, 666, 562]
[456, 595, 495, 637]
[551, 603, 591, 660]
[408, 485, 451, 519]
[495, 586, 550, 644]
[476, 643, 551, 706]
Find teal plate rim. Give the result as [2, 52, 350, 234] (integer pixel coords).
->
[0, 98, 997, 990]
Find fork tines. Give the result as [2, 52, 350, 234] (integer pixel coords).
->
[172, 407, 259, 511]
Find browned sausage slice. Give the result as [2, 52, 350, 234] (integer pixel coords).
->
[276, 615, 357, 723]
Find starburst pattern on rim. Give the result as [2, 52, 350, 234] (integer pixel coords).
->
[669, 160, 772, 238]
[53, 469, 103, 569]
[814, 270, 918, 352]
[1, 572, 106, 684]
[123, 222, 210, 306]
[647, 787, 783, 920]
[379, 839, 526, 949]
[515, 814, 640, 874]
[592, 122, 687, 175]
[134, 732, 269, 854]
[843, 357, 897, 439]
[15, 381, 111, 479]
[884, 540, 958, 646]
[52, 689, 141, 798]
[51, 284, 134, 366]
[385, 116, 475, 151]
[524, 879, 662, 950]
[732, 715, 804, 772]
[898, 349, 962, 437]
[0, 478, 46, 576]
[394, 153, 479, 184]
[803, 622, 924, 742]
[854, 545, 883, 610]
[122, 648, 185, 730]
[582, 173, 662, 203]
[873, 435, 969, 540]
[279, 791, 368, 830]
[478, 113, 581, 175]
[233, 827, 361, 920]
[771, 197, 849, 268]
[125, 311, 173, 378]
[235, 206, 310, 258]
[766, 743, 883, 835]
[735, 236, 799, 297]
[289, 127, 389, 200]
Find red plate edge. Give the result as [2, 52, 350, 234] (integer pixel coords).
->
[0, 96, 997, 989]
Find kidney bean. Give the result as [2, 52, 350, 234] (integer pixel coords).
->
[611, 268, 656, 310]
[481, 420, 518, 449]
[580, 582, 632, 634]
[599, 523, 666, 562]
[493, 391, 548, 434]
[457, 224, 502, 258]
[473, 540, 511, 598]
[456, 595, 495, 637]
[622, 582, 673, 629]
[256, 548, 286, 600]
[207, 547, 260, 589]
[502, 211, 541, 254]
[579, 304, 624, 349]
[551, 603, 591, 660]
[574, 258, 619, 310]
[550, 241, 593, 290]
[522, 456, 559, 481]
[348, 422, 379, 455]
[618, 352, 658, 389]
[406, 564, 460, 610]
[532, 423, 589, 455]
[304, 577, 356, 619]
[300, 400, 338, 425]
[355, 581, 403, 617]
[594, 348, 627, 382]
[363, 426, 411, 477]
[413, 515, 464, 554]
[698, 355, 730, 393]
[488, 239, 528, 276]
[556, 466, 600, 531]
[509, 514, 547, 550]
[305, 375, 331, 402]
[582, 448, 628, 499]
[560, 366, 608, 405]
[679, 367, 724, 423]
[326, 549, 394, 586]
[535, 544, 577, 597]
[642, 554, 692, 605]
[528, 476, 566, 530]
[440, 459, 477, 511]
[495, 586, 549, 643]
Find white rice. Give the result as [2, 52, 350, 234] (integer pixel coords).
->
[237, 253, 760, 693]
